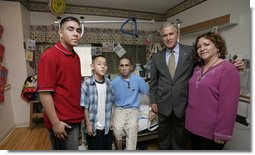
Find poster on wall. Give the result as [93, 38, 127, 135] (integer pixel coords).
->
[25, 50, 34, 62]
[26, 39, 36, 50]
[0, 43, 5, 63]
[0, 65, 8, 86]
[102, 42, 114, 52]
[0, 84, 4, 103]
[74, 45, 92, 77]
[91, 47, 102, 56]
[0, 24, 3, 40]
[0, 65, 8, 103]
[113, 43, 126, 57]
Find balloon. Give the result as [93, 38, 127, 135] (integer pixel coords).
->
[49, 0, 66, 15]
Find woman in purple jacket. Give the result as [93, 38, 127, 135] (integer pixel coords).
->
[185, 32, 240, 150]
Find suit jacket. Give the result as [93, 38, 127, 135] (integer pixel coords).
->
[149, 43, 195, 118]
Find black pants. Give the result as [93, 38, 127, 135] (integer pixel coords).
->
[86, 129, 113, 150]
[158, 111, 189, 150]
[188, 130, 225, 150]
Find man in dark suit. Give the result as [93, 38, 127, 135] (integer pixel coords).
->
[149, 22, 244, 150]
[149, 22, 194, 150]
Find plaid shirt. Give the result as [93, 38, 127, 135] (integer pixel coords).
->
[80, 75, 114, 136]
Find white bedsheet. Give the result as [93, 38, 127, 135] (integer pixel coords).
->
[138, 95, 158, 132]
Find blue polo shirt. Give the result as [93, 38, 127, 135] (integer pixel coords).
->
[112, 74, 149, 109]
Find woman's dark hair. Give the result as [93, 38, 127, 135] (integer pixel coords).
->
[59, 16, 80, 28]
[193, 32, 227, 66]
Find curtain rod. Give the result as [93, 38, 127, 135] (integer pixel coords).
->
[54, 17, 155, 37]
[80, 19, 154, 24]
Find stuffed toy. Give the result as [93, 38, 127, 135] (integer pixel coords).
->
[21, 75, 39, 102]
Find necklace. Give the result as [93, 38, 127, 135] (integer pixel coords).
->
[198, 58, 219, 81]
[122, 75, 131, 89]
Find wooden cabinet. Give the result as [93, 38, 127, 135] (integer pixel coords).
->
[29, 100, 43, 128]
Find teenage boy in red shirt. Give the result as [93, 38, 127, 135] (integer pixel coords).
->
[37, 16, 83, 150]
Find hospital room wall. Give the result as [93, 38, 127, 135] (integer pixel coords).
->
[0, 0, 252, 150]
[168, 0, 251, 59]
[29, 1, 253, 150]
[0, 1, 30, 143]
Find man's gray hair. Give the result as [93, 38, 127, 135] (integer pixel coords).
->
[159, 21, 179, 36]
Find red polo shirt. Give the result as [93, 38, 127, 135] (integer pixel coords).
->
[37, 42, 83, 129]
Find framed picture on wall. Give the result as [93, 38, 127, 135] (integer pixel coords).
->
[0, 43, 5, 63]
[0, 24, 3, 39]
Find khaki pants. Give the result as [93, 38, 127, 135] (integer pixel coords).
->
[112, 107, 139, 150]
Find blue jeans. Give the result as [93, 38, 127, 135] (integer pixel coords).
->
[48, 123, 81, 150]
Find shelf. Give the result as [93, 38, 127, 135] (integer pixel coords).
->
[29, 100, 40, 103]
[32, 113, 43, 118]
[29, 100, 44, 129]
[180, 14, 239, 35]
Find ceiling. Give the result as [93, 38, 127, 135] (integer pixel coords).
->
[28, 0, 186, 14]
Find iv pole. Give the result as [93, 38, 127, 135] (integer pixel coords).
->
[55, 16, 155, 37]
